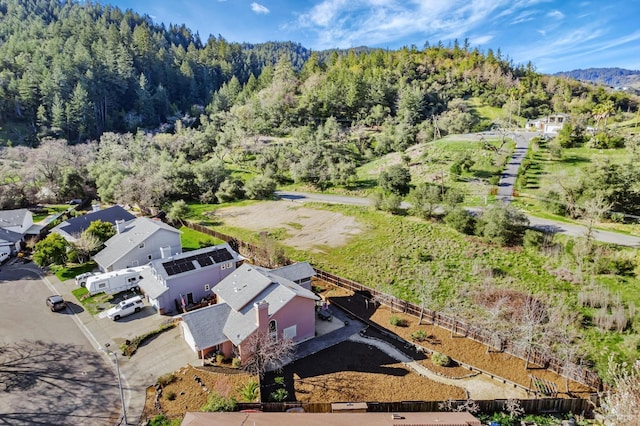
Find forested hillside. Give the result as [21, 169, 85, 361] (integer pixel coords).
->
[555, 67, 640, 89]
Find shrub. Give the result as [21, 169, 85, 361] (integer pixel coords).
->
[238, 379, 260, 402]
[431, 352, 451, 367]
[166, 391, 176, 401]
[269, 388, 289, 402]
[216, 354, 225, 364]
[156, 373, 176, 387]
[411, 330, 428, 342]
[232, 357, 241, 368]
[523, 229, 545, 250]
[444, 207, 476, 235]
[201, 392, 237, 412]
[390, 316, 408, 327]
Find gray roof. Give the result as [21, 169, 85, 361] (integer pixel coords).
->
[0, 209, 30, 229]
[216, 263, 319, 346]
[265, 262, 315, 283]
[0, 228, 23, 243]
[150, 243, 239, 281]
[137, 266, 168, 299]
[213, 264, 273, 311]
[181, 303, 232, 350]
[93, 217, 180, 268]
[51, 205, 135, 239]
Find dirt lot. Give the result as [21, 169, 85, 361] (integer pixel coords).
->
[215, 201, 364, 252]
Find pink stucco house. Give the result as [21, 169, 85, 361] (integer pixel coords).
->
[179, 263, 319, 362]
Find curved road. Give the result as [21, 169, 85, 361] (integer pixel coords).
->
[274, 191, 640, 247]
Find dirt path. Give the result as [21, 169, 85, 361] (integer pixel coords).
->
[348, 334, 528, 400]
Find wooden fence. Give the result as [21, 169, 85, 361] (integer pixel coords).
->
[236, 398, 593, 415]
[184, 223, 602, 391]
[314, 269, 602, 390]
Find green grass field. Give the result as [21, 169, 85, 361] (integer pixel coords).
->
[179, 225, 225, 250]
[197, 200, 639, 378]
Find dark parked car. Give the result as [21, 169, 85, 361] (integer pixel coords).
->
[46, 295, 67, 312]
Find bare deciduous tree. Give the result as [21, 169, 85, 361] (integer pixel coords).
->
[516, 296, 547, 370]
[242, 330, 295, 380]
[71, 232, 101, 264]
[596, 356, 640, 424]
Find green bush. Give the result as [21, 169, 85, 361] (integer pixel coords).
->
[216, 354, 225, 364]
[201, 392, 237, 412]
[444, 207, 476, 235]
[157, 373, 176, 387]
[238, 379, 260, 402]
[411, 330, 428, 342]
[232, 357, 241, 368]
[148, 414, 182, 426]
[431, 352, 451, 367]
[269, 388, 289, 402]
[166, 391, 176, 401]
[390, 316, 408, 327]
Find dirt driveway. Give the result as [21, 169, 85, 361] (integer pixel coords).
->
[215, 201, 364, 252]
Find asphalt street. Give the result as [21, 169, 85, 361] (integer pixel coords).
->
[0, 264, 121, 425]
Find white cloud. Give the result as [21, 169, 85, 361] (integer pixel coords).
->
[471, 34, 494, 45]
[251, 2, 270, 14]
[296, 0, 543, 49]
[547, 10, 564, 19]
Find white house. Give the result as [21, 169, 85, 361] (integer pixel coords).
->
[0, 209, 42, 253]
[93, 217, 182, 272]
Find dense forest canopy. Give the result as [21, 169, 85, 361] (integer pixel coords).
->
[0, 0, 639, 217]
[1, 0, 635, 145]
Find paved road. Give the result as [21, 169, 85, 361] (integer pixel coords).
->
[496, 131, 538, 202]
[0, 263, 121, 426]
[275, 191, 640, 247]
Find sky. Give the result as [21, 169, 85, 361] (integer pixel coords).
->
[105, 0, 640, 74]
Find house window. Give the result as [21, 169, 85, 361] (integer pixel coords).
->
[204, 284, 210, 291]
[283, 325, 297, 340]
[268, 320, 277, 341]
[139, 243, 145, 249]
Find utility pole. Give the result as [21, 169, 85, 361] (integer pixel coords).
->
[102, 343, 128, 425]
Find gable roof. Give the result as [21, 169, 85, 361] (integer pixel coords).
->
[151, 243, 238, 281]
[0, 228, 23, 244]
[93, 217, 180, 268]
[263, 262, 316, 283]
[215, 263, 319, 345]
[0, 209, 30, 228]
[213, 264, 273, 311]
[51, 205, 135, 239]
[181, 303, 232, 350]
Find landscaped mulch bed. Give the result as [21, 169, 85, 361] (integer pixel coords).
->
[328, 289, 594, 397]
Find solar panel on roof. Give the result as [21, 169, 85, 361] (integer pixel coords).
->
[197, 255, 214, 267]
[211, 248, 233, 263]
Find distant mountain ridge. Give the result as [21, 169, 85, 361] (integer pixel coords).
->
[554, 67, 640, 88]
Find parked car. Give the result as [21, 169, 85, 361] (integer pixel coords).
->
[106, 295, 144, 320]
[46, 295, 67, 312]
